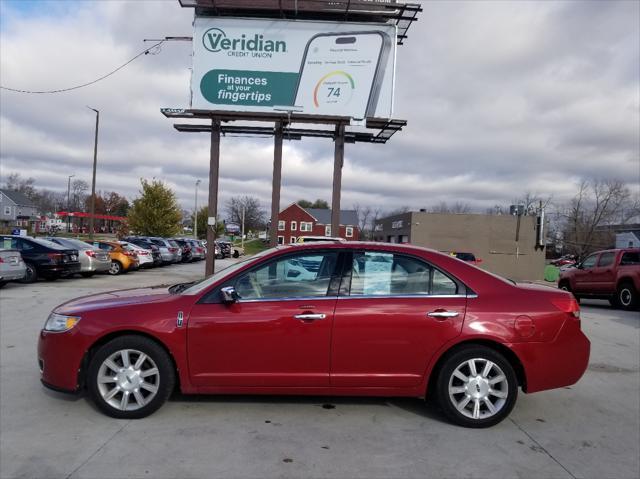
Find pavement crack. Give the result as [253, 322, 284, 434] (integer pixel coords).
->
[509, 417, 577, 479]
[64, 420, 131, 479]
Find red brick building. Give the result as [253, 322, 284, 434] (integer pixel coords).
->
[276, 203, 360, 244]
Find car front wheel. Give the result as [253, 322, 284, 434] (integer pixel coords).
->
[435, 346, 518, 428]
[87, 336, 175, 419]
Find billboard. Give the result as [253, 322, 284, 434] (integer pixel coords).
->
[191, 17, 397, 119]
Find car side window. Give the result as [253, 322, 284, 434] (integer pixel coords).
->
[597, 252, 615, 267]
[17, 239, 34, 251]
[1, 237, 18, 249]
[581, 254, 598, 269]
[349, 252, 453, 296]
[234, 252, 338, 300]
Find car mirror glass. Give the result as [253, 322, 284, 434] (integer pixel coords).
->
[220, 286, 239, 304]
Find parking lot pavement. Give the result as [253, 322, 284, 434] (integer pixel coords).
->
[1, 267, 638, 479]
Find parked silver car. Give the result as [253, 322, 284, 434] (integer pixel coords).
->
[147, 237, 176, 265]
[0, 248, 26, 287]
[44, 237, 111, 277]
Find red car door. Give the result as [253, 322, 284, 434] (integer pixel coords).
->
[331, 251, 466, 388]
[591, 251, 617, 293]
[573, 253, 599, 293]
[187, 250, 341, 388]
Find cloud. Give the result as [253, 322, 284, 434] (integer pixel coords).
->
[1, 0, 638, 217]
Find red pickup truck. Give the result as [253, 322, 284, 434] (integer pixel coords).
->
[558, 248, 640, 310]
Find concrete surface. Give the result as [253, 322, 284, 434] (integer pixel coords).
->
[0, 261, 638, 479]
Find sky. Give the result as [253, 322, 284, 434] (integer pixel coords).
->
[0, 0, 638, 216]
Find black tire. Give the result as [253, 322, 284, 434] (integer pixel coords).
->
[20, 263, 38, 283]
[44, 275, 59, 282]
[81, 272, 95, 278]
[0, 281, 7, 289]
[108, 261, 122, 275]
[87, 335, 175, 419]
[617, 282, 638, 311]
[435, 346, 518, 428]
[233, 250, 240, 258]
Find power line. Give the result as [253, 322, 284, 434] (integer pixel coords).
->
[0, 40, 165, 94]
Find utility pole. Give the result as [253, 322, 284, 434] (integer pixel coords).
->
[87, 107, 99, 240]
[194, 179, 201, 239]
[241, 204, 245, 249]
[66, 174, 74, 233]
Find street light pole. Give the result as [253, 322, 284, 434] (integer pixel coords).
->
[67, 174, 74, 232]
[241, 205, 245, 249]
[87, 107, 99, 240]
[194, 179, 201, 239]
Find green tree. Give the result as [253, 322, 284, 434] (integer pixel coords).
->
[191, 205, 224, 239]
[127, 179, 182, 236]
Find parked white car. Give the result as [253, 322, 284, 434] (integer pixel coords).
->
[0, 248, 26, 287]
[119, 242, 154, 268]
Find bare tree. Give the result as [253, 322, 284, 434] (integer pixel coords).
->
[3, 173, 37, 200]
[225, 196, 266, 232]
[70, 179, 89, 211]
[431, 201, 471, 214]
[563, 179, 638, 258]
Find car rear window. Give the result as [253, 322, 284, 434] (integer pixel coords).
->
[620, 252, 640, 265]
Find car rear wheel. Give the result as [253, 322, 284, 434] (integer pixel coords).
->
[617, 282, 638, 310]
[109, 261, 122, 275]
[81, 272, 95, 278]
[0, 281, 7, 289]
[20, 263, 37, 283]
[435, 346, 518, 428]
[87, 336, 175, 419]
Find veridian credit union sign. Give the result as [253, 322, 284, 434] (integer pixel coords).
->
[191, 17, 397, 120]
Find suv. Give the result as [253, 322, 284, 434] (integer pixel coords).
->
[558, 248, 640, 310]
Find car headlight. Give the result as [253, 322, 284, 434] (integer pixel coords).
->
[44, 313, 81, 332]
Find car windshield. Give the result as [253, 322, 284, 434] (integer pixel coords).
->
[181, 248, 276, 295]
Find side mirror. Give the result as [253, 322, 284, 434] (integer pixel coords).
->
[576, 263, 583, 269]
[220, 286, 239, 303]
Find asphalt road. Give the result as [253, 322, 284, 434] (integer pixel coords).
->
[1, 261, 638, 479]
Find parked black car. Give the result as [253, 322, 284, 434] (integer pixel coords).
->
[0, 235, 80, 283]
[171, 238, 193, 262]
[123, 237, 162, 266]
[217, 240, 232, 258]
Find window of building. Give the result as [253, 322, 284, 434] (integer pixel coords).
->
[325, 225, 331, 236]
[291, 221, 297, 231]
[277, 236, 284, 245]
[278, 220, 285, 231]
[290, 236, 297, 243]
[4, 206, 11, 215]
[346, 226, 353, 237]
[300, 222, 313, 232]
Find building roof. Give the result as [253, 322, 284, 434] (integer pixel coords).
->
[304, 208, 358, 226]
[0, 189, 37, 207]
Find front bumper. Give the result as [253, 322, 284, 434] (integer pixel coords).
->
[38, 329, 87, 392]
[510, 317, 590, 393]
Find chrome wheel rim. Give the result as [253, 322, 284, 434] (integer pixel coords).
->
[97, 349, 160, 411]
[620, 288, 632, 306]
[109, 262, 120, 275]
[448, 358, 508, 420]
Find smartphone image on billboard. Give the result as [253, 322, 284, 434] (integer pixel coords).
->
[293, 31, 392, 119]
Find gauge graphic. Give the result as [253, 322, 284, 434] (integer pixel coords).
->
[312, 71, 355, 108]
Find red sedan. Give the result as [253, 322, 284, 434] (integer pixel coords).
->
[38, 242, 589, 427]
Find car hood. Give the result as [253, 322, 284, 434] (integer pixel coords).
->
[56, 285, 176, 314]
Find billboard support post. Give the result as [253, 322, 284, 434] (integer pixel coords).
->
[270, 121, 284, 247]
[331, 123, 346, 239]
[206, 118, 221, 277]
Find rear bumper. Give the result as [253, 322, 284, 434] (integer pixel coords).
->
[510, 317, 590, 393]
[0, 266, 26, 281]
[82, 258, 111, 273]
[40, 263, 81, 275]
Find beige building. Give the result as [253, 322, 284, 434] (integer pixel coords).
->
[373, 211, 546, 281]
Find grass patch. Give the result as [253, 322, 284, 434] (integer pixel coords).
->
[235, 238, 270, 256]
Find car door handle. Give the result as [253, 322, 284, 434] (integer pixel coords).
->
[294, 313, 326, 321]
[427, 310, 459, 319]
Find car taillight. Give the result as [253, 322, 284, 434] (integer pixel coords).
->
[0, 257, 4, 263]
[47, 253, 63, 263]
[551, 296, 580, 319]
[124, 251, 136, 257]
[85, 250, 96, 257]
[139, 251, 149, 255]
